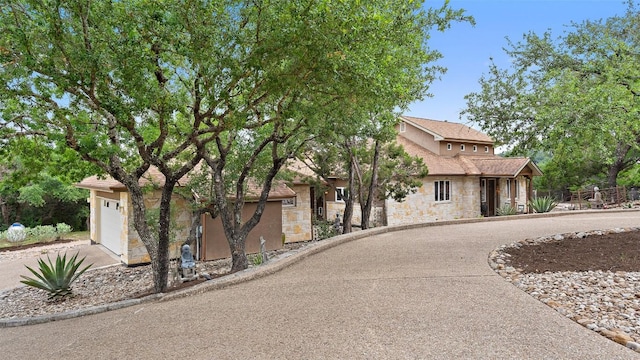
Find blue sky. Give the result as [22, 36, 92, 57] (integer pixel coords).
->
[406, 0, 630, 125]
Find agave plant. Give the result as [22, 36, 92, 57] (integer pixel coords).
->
[529, 196, 558, 213]
[496, 204, 518, 216]
[20, 252, 92, 300]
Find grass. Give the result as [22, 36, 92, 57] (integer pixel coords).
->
[0, 231, 89, 250]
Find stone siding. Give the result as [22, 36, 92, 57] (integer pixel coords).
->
[386, 176, 481, 226]
[123, 190, 193, 265]
[282, 184, 313, 243]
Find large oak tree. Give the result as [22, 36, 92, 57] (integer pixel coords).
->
[1, 0, 470, 291]
[463, 0, 640, 189]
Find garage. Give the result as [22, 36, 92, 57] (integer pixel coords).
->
[99, 198, 122, 256]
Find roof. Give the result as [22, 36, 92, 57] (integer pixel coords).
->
[75, 167, 296, 201]
[400, 116, 493, 144]
[466, 156, 542, 177]
[75, 167, 190, 192]
[397, 136, 541, 177]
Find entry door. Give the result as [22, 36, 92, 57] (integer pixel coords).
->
[99, 199, 122, 255]
[486, 179, 496, 217]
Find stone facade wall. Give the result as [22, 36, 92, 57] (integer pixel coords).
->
[386, 176, 481, 226]
[326, 201, 362, 227]
[498, 176, 528, 212]
[282, 184, 313, 243]
[123, 190, 193, 265]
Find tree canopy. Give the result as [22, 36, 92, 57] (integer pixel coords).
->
[463, 0, 640, 189]
[1, 0, 471, 291]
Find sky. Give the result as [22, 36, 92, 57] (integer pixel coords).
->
[406, 0, 631, 126]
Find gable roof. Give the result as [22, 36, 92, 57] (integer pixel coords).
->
[397, 136, 541, 177]
[75, 167, 296, 201]
[75, 167, 191, 192]
[466, 156, 542, 177]
[400, 116, 493, 144]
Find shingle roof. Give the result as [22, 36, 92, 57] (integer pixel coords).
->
[75, 167, 296, 201]
[397, 137, 541, 177]
[396, 136, 468, 175]
[75, 167, 190, 192]
[400, 116, 493, 144]
[466, 156, 542, 177]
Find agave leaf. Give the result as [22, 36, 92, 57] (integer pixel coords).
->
[19, 252, 93, 299]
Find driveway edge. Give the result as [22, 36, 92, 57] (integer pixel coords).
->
[2, 208, 637, 327]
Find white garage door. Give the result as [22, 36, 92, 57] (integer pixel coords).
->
[99, 198, 122, 256]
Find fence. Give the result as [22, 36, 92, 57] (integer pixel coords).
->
[570, 186, 632, 210]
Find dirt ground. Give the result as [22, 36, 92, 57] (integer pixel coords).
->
[505, 230, 640, 273]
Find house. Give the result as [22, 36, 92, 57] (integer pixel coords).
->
[76, 168, 296, 265]
[386, 116, 542, 225]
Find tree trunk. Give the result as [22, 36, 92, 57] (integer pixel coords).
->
[127, 183, 169, 293]
[0, 195, 9, 226]
[361, 140, 381, 230]
[229, 236, 248, 273]
[342, 149, 356, 234]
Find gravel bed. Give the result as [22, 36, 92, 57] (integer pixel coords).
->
[0, 242, 306, 320]
[490, 228, 640, 353]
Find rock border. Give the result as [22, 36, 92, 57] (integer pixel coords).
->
[489, 226, 640, 353]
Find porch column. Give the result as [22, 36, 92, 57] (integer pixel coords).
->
[510, 178, 516, 208]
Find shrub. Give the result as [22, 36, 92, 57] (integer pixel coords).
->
[26, 225, 58, 242]
[248, 253, 263, 266]
[20, 252, 92, 300]
[497, 205, 517, 216]
[313, 219, 338, 240]
[529, 196, 558, 213]
[55, 223, 73, 237]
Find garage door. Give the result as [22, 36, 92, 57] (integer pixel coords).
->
[99, 198, 122, 256]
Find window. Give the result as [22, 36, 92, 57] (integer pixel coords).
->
[400, 122, 406, 132]
[282, 197, 296, 207]
[484, 146, 489, 153]
[336, 187, 349, 202]
[434, 180, 451, 202]
[506, 179, 519, 199]
[446, 143, 452, 151]
[460, 144, 466, 151]
[473, 145, 478, 152]
[481, 179, 486, 202]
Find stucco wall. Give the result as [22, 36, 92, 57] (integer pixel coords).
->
[282, 184, 313, 243]
[202, 201, 283, 261]
[386, 176, 481, 226]
[399, 122, 439, 154]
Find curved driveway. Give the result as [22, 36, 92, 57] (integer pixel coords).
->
[2, 212, 640, 359]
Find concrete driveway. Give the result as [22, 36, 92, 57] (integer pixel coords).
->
[1, 212, 639, 359]
[0, 240, 120, 291]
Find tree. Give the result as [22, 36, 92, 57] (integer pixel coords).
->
[1, 0, 471, 290]
[0, 136, 95, 229]
[463, 0, 640, 189]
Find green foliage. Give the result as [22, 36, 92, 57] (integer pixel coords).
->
[378, 141, 429, 202]
[463, 1, 640, 189]
[496, 205, 518, 216]
[313, 220, 338, 240]
[0, 223, 73, 243]
[20, 252, 92, 300]
[0, 0, 472, 290]
[56, 223, 73, 236]
[248, 254, 264, 266]
[528, 196, 558, 213]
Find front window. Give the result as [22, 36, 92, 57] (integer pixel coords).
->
[481, 179, 486, 202]
[335, 187, 348, 202]
[434, 180, 451, 202]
